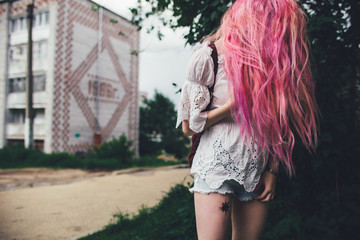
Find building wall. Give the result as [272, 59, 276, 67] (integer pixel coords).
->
[51, 0, 139, 153]
[0, 0, 139, 153]
[2, 0, 56, 150]
[43, 2, 57, 153]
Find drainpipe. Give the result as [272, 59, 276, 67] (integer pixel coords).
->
[94, 6, 103, 146]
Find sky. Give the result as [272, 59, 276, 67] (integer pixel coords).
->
[92, 0, 194, 106]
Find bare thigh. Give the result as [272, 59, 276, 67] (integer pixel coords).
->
[194, 192, 232, 240]
[231, 199, 268, 240]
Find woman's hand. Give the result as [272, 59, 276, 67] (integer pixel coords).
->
[252, 170, 277, 202]
[182, 120, 196, 136]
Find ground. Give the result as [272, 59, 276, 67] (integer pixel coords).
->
[0, 165, 192, 240]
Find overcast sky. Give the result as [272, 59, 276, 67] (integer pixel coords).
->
[92, 0, 194, 106]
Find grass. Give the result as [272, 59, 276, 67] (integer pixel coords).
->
[78, 183, 197, 240]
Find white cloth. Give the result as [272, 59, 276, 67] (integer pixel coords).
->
[176, 43, 265, 192]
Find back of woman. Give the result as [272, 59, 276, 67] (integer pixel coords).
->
[177, 0, 318, 239]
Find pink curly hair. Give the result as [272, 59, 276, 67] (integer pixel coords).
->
[207, 0, 319, 175]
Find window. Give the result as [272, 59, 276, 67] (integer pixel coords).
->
[40, 41, 47, 58]
[33, 43, 40, 59]
[9, 49, 14, 61]
[8, 74, 46, 93]
[38, 13, 42, 26]
[19, 45, 26, 56]
[18, 17, 28, 31]
[34, 75, 46, 92]
[19, 17, 24, 30]
[9, 45, 27, 62]
[44, 12, 49, 25]
[32, 14, 36, 27]
[8, 109, 25, 124]
[11, 19, 17, 32]
[8, 109, 45, 124]
[11, 11, 49, 33]
[10, 42, 48, 62]
[22, 17, 27, 30]
[8, 77, 26, 93]
[34, 108, 45, 124]
[34, 41, 47, 59]
[33, 11, 49, 28]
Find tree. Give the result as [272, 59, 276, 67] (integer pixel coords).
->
[139, 91, 189, 158]
[130, 0, 235, 44]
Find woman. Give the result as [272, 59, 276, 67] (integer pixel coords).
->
[176, 0, 318, 239]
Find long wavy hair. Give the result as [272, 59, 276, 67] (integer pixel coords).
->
[207, 0, 319, 175]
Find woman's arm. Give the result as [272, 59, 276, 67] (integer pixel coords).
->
[182, 99, 233, 136]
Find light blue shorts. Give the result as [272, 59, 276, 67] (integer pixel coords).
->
[190, 174, 260, 201]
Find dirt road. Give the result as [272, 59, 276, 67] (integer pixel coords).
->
[0, 166, 192, 240]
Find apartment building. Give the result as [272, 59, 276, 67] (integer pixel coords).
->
[0, 0, 139, 153]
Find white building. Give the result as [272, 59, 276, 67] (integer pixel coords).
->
[0, 0, 139, 153]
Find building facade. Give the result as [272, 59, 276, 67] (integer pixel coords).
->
[0, 0, 139, 153]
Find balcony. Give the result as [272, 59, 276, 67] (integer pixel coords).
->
[7, 91, 48, 109]
[6, 123, 46, 139]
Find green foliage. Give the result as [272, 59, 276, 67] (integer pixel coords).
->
[0, 136, 180, 170]
[87, 135, 135, 169]
[130, 50, 139, 56]
[118, 31, 127, 37]
[91, 4, 99, 12]
[0, 144, 86, 169]
[109, 18, 118, 24]
[139, 91, 190, 158]
[78, 184, 196, 240]
[130, 0, 234, 44]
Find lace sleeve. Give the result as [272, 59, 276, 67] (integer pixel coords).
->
[176, 81, 210, 133]
[176, 43, 214, 133]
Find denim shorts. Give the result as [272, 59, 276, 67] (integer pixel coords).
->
[190, 174, 260, 201]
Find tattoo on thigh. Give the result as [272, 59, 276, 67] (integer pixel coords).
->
[219, 200, 231, 214]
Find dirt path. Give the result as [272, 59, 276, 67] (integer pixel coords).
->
[0, 166, 192, 240]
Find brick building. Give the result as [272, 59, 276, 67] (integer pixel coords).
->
[0, 0, 139, 153]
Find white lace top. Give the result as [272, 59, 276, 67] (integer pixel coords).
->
[176, 43, 265, 192]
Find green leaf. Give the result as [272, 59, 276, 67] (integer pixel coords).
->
[109, 18, 118, 24]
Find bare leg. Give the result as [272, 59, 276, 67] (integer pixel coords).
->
[231, 200, 268, 240]
[194, 192, 232, 240]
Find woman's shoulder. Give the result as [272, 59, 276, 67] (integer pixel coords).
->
[192, 41, 213, 56]
[185, 42, 215, 86]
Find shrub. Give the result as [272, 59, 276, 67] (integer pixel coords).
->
[87, 134, 135, 169]
[0, 144, 86, 169]
[0, 135, 182, 170]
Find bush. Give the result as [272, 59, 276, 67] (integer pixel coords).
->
[0, 144, 86, 169]
[88, 134, 135, 169]
[0, 135, 182, 170]
[38, 152, 86, 169]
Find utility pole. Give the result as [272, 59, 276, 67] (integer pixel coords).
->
[25, 1, 34, 149]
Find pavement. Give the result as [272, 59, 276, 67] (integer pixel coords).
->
[0, 165, 192, 240]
